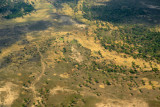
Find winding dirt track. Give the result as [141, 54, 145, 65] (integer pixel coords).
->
[29, 44, 45, 107]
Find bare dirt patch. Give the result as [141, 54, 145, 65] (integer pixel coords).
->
[99, 84, 105, 89]
[59, 73, 69, 78]
[71, 46, 83, 62]
[53, 73, 57, 76]
[17, 73, 22, 76]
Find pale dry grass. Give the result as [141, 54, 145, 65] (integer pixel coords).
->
[45, 47, 64, 68]
[0, 42, 24, 60]
[60, 3, 74, 16]
[0, 0, 55, 26]
[13, 9, 50, 23]
[26, 34, 36, 41]
[154, 26, 160, 32]
[13, 0, 55, 23]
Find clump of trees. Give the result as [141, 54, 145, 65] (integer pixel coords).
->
[0, 0, 35, 19]
[82, 0, 160, 24]
[95, 25, 160, 62]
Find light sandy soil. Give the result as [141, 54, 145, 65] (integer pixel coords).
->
[71, 46, 83, 62]
[50, 86, 75, 95]
[99, 84, 105, 88]
[0, 82, 19, 107]
[96, 98, 149, 107]
[59, 73, 70, 78]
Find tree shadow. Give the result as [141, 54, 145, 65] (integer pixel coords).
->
[0, 20, 52, 50]
[84, 0, 160, 25]
[47, 0, 79, 8]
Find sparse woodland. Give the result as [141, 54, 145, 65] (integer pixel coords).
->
[0, 0, 160, 107]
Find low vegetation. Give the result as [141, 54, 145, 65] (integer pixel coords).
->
[0, 0, 160, 107]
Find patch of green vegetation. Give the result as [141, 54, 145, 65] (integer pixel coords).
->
[59, 37, 64, 41]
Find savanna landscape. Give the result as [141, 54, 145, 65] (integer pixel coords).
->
[0, 0, 160, 107]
